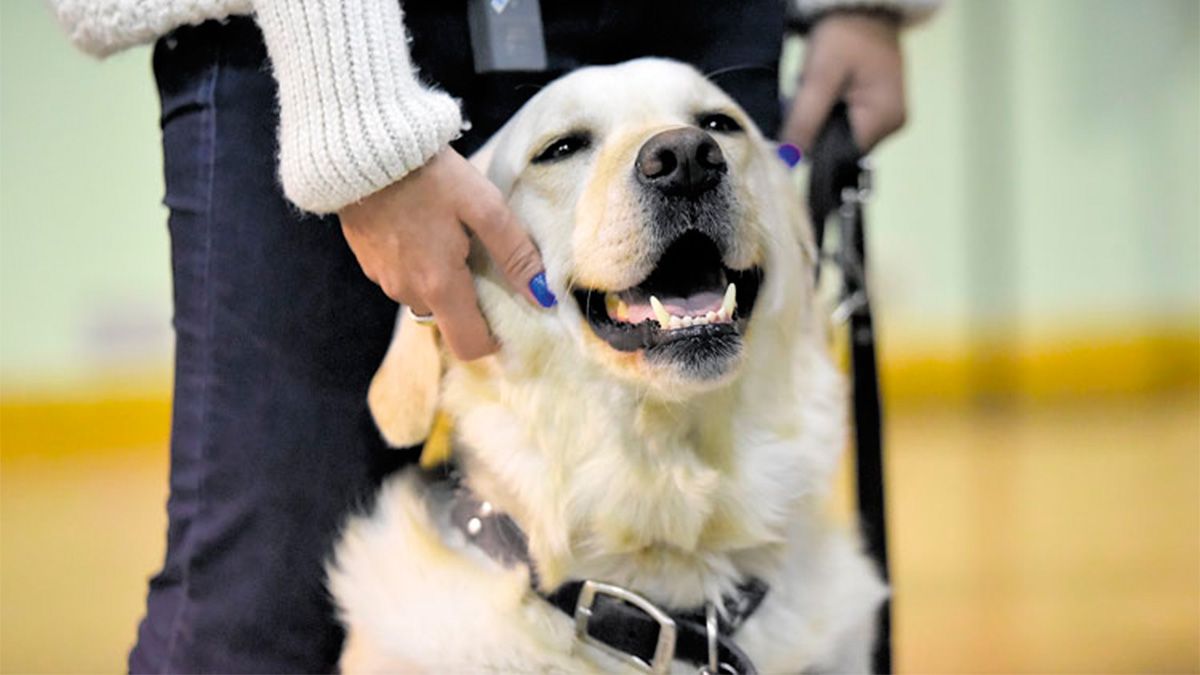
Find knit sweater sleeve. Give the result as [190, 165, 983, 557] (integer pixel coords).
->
[254, 0, 463, 214]
[794, 0, 942, 26]
[47, 0, 252, 57]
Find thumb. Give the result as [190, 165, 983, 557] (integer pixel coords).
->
[459, 183, 555, 309]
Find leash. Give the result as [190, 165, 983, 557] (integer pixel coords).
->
[805, 103, 892, 675]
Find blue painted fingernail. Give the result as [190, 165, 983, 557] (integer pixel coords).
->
[777, 143, 803, 168]
[529, 272, 557, 308]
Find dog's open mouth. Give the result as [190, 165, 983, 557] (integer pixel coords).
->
[572, 231, 763, 355]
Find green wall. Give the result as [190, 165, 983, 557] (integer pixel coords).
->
[1, 1, 170, 393]
[869, 0, 1199, 350]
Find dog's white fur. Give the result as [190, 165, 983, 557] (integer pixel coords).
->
[330, 59, 887, 673]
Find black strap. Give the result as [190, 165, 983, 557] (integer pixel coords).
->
[807, 103, 864, 260]
[544, 582, 761, 674]
[447, 480, 765, 673]
[807, 103, 892, 674]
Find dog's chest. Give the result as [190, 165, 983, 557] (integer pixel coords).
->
[330, 472, 885, 673]
[456, 387, 782, 568]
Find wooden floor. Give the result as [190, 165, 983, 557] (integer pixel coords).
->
[2, 392, 1198, 673]
[884, 392, 1199, 673]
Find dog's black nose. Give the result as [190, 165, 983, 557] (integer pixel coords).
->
[635, 128, 726, 197]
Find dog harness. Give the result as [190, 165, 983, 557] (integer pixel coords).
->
[440, 472, 768, 674]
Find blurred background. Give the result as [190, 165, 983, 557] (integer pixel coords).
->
[2, 0, 1197, 672]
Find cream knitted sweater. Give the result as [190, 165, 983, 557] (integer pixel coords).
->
[48, 0, 939, 214]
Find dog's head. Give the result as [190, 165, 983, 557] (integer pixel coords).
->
[482, 58, 812, 391]
[371, 59, 816, 447]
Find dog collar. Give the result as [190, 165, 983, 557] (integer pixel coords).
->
[447, 476, 767, 674]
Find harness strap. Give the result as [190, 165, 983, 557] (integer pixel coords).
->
[448, 480, 765, 674]
[545, 581, 760, 674]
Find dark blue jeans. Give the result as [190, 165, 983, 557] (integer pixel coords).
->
[133, 20, 404, 673]
[134, 6, 782, 672]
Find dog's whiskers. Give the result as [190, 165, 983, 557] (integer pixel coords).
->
[581, 282, 593, 319]
[702, 63, 774, 84]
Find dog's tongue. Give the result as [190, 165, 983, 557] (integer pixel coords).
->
[624, 291, 723, 323]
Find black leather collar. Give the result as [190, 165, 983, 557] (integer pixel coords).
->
[446, 476, 766, 674]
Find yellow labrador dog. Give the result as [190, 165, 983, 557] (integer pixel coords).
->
[330, 58, 886, 673]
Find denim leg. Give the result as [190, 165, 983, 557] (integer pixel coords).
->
[130, 19, 408, 674]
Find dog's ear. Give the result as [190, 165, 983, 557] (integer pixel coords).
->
[368, 312, 443, 448]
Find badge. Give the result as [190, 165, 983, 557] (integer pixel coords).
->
[467, 0, 548, 72]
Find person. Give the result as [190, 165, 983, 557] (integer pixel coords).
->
[50, 0, 938, 671]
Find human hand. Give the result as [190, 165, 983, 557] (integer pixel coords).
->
[783, 11, 906, 154]
[339, 147, 554, 361]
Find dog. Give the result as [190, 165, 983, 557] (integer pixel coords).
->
[328, 58, 886, 673]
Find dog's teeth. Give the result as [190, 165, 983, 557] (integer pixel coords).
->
[652, 295, 734, 331]
[650, 296, 670, 327]
[722, 283, 737, 318]
[616, 300, 630, 321]
[605, 292, 620, 316]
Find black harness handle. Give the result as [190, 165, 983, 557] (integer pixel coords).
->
[806, 103, 892, 675]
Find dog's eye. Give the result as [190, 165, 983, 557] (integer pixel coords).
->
[697, 112, 743, 134]
[532, 134, 591, 164]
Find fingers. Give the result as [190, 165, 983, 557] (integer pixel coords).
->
[338, 146, 554, 362]
[783, 47, 848, 153]
[458, 181, 554, 308]
[422, 263, 500, 360]
[847, 90, 906, 154]
[844, 42, 907, 152]
[785, 11, 907, 154]
[405, 301, 433, 318]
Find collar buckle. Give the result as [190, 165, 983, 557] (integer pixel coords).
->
[574, 580, 677, 673]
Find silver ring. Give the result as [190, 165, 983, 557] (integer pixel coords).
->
[705, 603, 719, 675]
[405, 306, 436, 326]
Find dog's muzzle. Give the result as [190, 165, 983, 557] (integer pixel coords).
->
[571, 125, 764, 381]
[571, 228, 763, 381]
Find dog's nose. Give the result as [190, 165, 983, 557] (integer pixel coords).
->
[635, 128, 726, 197]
